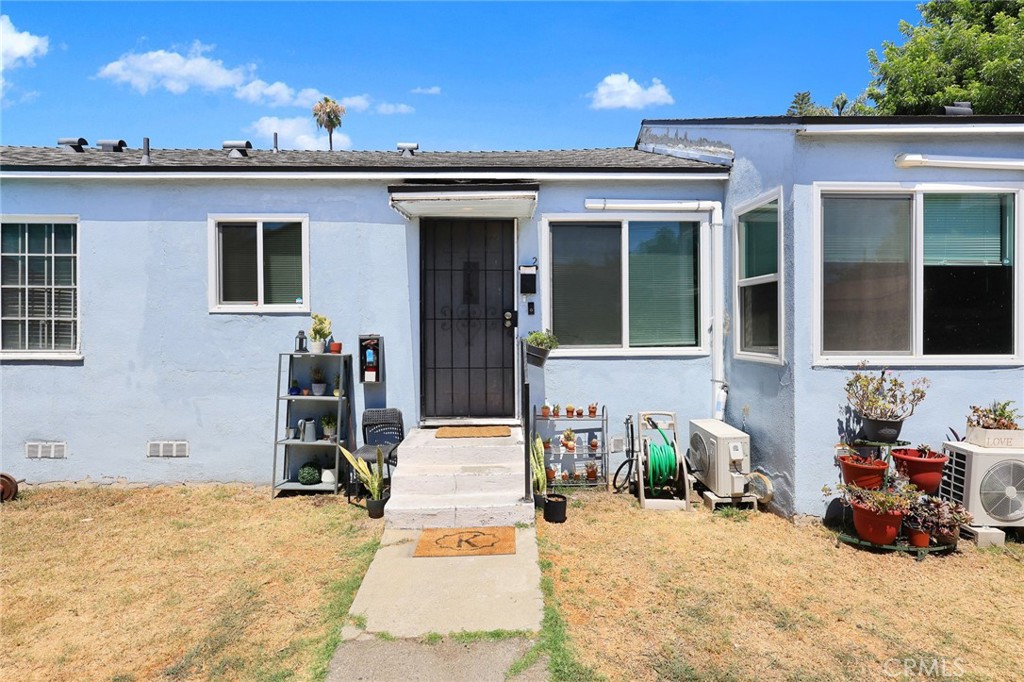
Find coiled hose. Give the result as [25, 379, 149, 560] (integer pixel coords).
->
[646, 418, 677, 491]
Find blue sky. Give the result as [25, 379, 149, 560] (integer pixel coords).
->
[1, 1, 921, 152]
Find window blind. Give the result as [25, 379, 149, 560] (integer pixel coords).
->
[924, 194, 1013, 266]
[551, 223, 621, 346]
[629, 222, 698, 347]
[262, 222, 303, 304]
[823, 196, 911, 264]
[219, 223, 258, 303]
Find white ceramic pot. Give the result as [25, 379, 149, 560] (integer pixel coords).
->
[321, 468, 337, 485]
[311, 383, 327, 396]
[309, 340, 326, 354]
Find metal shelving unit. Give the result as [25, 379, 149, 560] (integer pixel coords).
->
[272, 352, 356, 497]
[533, 406, 609, 488]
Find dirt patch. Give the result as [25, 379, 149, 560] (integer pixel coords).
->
[537, 490, 1024, 682]
[0, 485, 382, 681]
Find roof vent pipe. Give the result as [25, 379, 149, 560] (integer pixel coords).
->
[58, 137, 88, 153]
[98, 139, 127, 152]
[223, 140, 252, 158]
[140, 137, 151, 165]
[273, 132, 279, 154]
[939, 101, 973, 116]
[397, 142, 419, 157]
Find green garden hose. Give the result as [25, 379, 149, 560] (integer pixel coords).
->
[645, 419, 677, 491]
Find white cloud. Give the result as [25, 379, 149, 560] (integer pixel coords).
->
[376, 102, 414, 115]
[98, 41, 245, 94]
[235, 79, 325, 107]
[1, 15, 49, 95]
[411, 85, 440, 95]
[589, 72, 674, 110]
[248, 116, 351, 151]
[340, 94, 371, 112]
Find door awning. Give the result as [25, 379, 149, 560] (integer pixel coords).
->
[388, 184, 539, 219]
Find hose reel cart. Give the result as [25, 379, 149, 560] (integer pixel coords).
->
[628, 411, 694, 511]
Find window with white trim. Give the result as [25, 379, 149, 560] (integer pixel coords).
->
[1, 221, 79, 353]
[549, 220, 701, 349]
[820, 191, 1016, 358]
[209, 216, 308, 312]
[736, 199, 780, 358]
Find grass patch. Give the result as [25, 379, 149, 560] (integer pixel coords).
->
[712, 506, 751, 522]
[374, 631, 397, 642]
[450, 629, 534, 644]
[420, 632, 444, 645]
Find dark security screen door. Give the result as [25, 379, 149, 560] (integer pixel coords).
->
[422, 219, 515, 418]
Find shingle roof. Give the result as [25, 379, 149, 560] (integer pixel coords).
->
[0, 146, 727, 173]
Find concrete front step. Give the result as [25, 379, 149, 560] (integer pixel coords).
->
[386, 497, 535, 529]
[391, 469, 523, 497]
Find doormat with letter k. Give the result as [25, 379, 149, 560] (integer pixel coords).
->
[413, 526, 516, 557]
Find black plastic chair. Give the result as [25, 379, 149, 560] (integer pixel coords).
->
[353, 408, 403, 475]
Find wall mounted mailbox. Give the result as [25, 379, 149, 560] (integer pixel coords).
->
[359, 335, 383, 383]
[519, 264, 538, 295]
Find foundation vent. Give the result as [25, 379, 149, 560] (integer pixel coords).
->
[147, 440, 190, 458]
[26, 441, 68, 459]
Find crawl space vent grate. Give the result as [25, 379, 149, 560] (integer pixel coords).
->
[147, 441, 189, 458]
[26, 441, 68, 459]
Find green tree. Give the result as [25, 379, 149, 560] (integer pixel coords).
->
[312, 96, 346, 151]
[868, 0, 1024, 114]
[786, 90, 873, 116]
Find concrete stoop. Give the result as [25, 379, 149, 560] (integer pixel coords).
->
[386, 427, 534, 528]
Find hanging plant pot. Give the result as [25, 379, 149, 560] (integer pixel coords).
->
[850, 501, 903, 546]
[525, 345, 550, 367]
[366, 496, 389, 519]
[859, 417, 904, 443]
[543, 493, 567, 523]
[838, 455, 889, 490]
[906, 527, 931, 548]
[892, 448, 949, 495]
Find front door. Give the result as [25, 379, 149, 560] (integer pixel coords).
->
[421, 218, 516, 418]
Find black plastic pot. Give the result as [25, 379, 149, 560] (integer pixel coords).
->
[543, 494, 567, 523]
[366, 496, 389, 519]
[525, 345, 550, 367]
[860, 417, 905, 444]
[534, 493, 546, 510]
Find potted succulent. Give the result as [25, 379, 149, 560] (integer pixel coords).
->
[562, 428, 576, 453]
[339, 445, 389, 518]
[542, 437, 551, 451]
[552, 403, 561, 418]
[565, 403, 575, 418]
[588, 402, 598, 418]
[891, 444, 948, 495]
[320, 414, 337, 439]
[828, 480, 920, 546]
[836, 443, 888, 490]
[905, 495, 973, 548]
[530, 434, 547, 508]
[965, 400, 1023, 448]
[288, 379, 300, 396]
[585, 461, 598, 481]
[541, 400, 551, 418]
[309, 313, 332, 354]
[575, 406, 584, 418]
[546, 464, 557, 483]
[525, 329, 559, 367]
[310, 367, 327, 396]
[845, 364, 929, 443]
[590, 437, 599, 451]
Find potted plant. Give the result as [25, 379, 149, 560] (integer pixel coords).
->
[565, 403, 575, 418]
[562, 428, 576, 453]
[891, 444, 948, 495]
[288, 379, 300, 396]
[830, 480, 920, 546]
[297, 461, 321, 486]
[339, 445, 389, 518]
[309, 313, 332, 354]
[575, 406, 583, 418]
[836, 443, 888, 490]
[552, 404, 561, 418]
[590, 437, 599, 451]
[320, 414, 337, 439]
[542, 437, 551, 451]
[588, 403, 598, 418]
[905, 495, 973, 548]
[541, 400, 551, 418]
[530, 434, 547, 508]
[329, 340, 343, 354]
[525, 329, 559, 367]
[966, 400, 1023, 448]
[845, 364, 929, 443]
[546, 465, 557, 483]
[310, 367, 327, 396]
[585, 461, 598, 481]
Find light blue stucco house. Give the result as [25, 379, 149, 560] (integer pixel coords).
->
[2, 114, 1022, 516]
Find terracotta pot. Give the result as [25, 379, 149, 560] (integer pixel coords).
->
[541, 406, 551, 418]
[838, 455, 889, 490]
[589, 407, 597, 417]
[859, 416, 905, 443]
[586, 469, 597, 481]
[891, 449, 949, 495]
[906, 527, 930, 548]
[546, 468, 555, 482]
[329, 342, 342, 353]
[576, 408, 584, 417]
[851, 500, 903, 546]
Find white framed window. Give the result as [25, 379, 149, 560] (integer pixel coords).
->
[540, 212, 710, 356]
[1, 217, 81, 359]
[733, 190, 783, 364]
[207, 214, 309, 313]
[813, 183, 1022, 366]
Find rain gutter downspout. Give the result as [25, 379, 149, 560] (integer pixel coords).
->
[582, 199, 728, 419]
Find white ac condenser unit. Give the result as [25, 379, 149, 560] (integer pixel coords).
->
[688, 419, 751, 498]
[941, 441, 1024, 527]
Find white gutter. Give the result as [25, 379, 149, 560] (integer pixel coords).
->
[0, 170, 730, 183]
[585, 198, 727, 418]
[894, 153, 1024, 171]
[797, 124, 1024, 136]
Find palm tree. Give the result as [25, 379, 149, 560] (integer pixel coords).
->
[312, 97, 346, 151]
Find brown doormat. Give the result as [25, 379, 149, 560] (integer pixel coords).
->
[413, 526, 516, 557]
[435, 426, 511, 438]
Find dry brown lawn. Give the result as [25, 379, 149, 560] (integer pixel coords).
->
[538, 490, 1024, 682]
[0, 485, 382, 682]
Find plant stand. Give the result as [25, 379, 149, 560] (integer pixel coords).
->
[833, 504, 957, 562]
[534, 405, 609, 489]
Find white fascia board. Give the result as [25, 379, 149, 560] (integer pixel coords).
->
[894, 153, 1024, 171]
[798, 124, 1024, 136]
[0, 170, 730, 182]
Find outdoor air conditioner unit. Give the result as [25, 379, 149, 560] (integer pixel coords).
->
[688, 419, 750, 498]
[941, 441, 1024, 527]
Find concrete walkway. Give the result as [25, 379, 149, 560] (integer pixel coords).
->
[327, 525, 546, 680]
